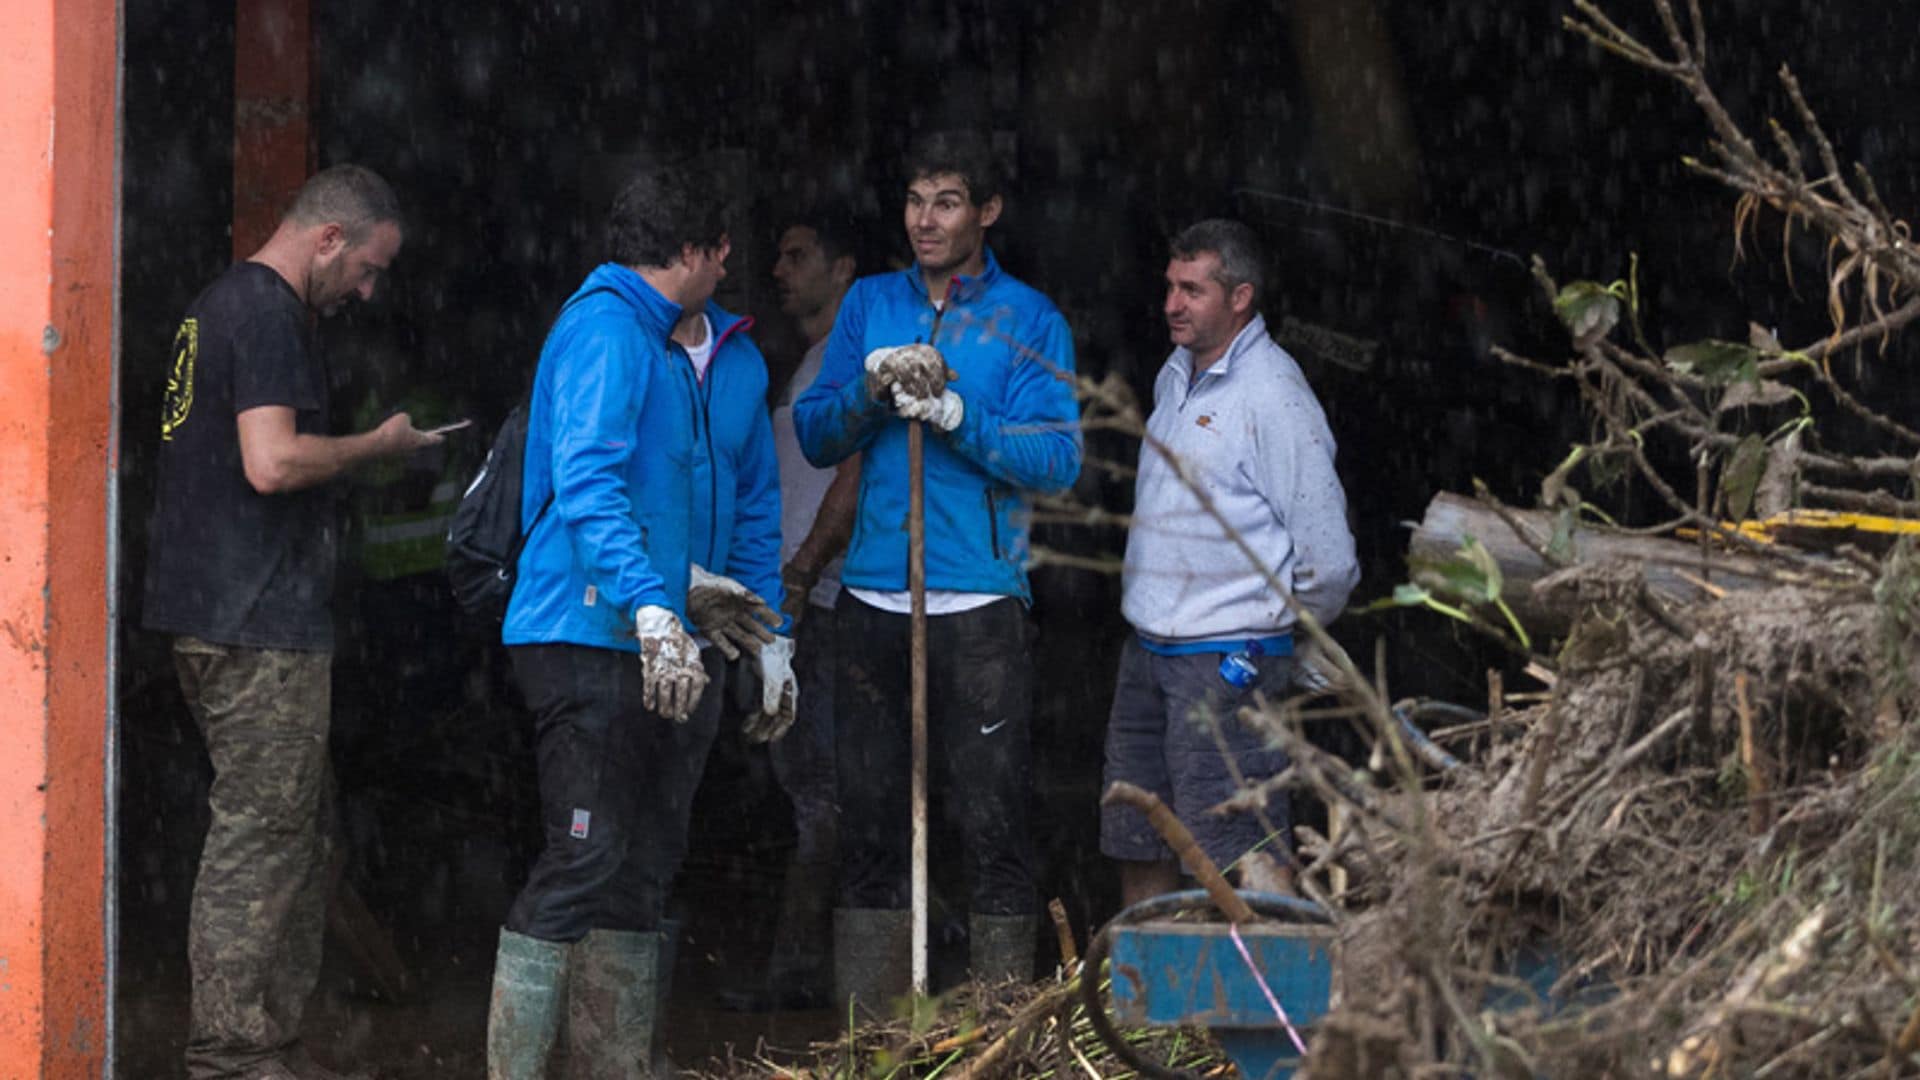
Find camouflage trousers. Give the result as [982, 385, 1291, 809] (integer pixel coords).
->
[173, 637, 336, 1080]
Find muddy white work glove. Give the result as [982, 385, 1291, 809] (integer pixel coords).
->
[893, 386, 965, 432]
[687, 564, 780, 660]
[864, 343, 950, 401]
[740, 635, 798, 743]
[864, 343, 906, 399]
[634, 605, 708, 721]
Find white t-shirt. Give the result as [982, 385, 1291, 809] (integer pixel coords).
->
[772, 340, 842, 609]
[682, 315, 715, 380]
[847, 587, 1003, 615]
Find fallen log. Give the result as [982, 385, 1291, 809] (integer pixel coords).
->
[1408, 492, 1781, 636]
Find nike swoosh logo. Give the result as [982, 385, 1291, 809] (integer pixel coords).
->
[979, 718, 1009, 736]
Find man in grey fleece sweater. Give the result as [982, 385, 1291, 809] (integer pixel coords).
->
[1100, 218, 1359, 905]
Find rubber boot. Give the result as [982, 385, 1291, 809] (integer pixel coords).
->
[832, 908, 912, 1018]
[651, 919, 680, 1076]
[566, 929, 661, 1080]
[968, 913, 1035, 985]
[765, 850, 835, 1005]
[487, 928, 570, 1080]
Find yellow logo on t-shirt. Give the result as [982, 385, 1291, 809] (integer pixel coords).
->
[161, 318, 197, 441]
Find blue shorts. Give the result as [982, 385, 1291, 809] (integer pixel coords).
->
[1099, 634, 1294, 872]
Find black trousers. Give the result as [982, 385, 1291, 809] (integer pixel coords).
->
[504, 643, 723, 942]
[834, 593, 1035, 916]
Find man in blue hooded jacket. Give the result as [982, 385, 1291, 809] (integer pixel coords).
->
[668, 282, 797, 741]
[485, 163, 726, 1079]
[794, 131, 1082, 1008]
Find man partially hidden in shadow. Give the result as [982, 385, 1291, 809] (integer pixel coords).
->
[714, 204, 865, 1012]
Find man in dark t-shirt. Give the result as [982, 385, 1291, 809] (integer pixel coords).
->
[143, 164, 441, 1080]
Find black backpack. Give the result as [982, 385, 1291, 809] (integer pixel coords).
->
[445, 402, 553, 622]
[447, 286, 615, 620]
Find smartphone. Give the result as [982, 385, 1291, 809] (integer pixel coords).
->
[424, 418, 473, 436]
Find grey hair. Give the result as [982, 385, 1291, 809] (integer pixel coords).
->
[1170, 218, 1265, 306]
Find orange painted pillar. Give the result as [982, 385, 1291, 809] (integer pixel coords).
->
[234, 0, 312, 260]
[0, 0, 118, 1073]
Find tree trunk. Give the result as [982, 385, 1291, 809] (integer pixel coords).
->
[1409, 493, 1781, 635]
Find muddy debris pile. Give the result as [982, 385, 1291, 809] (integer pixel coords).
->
[1301, 561, 1920, 1078]
[1286, 0, 1920, 1070]
[692, 974, 1233, 1079]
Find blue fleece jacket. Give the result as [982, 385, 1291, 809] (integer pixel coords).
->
[503, 264, 700, 651]
[793, 250, 1081, 601]
[687, 302, 787, 630]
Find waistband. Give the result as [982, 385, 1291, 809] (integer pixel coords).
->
[1134, 632, 1293, 658]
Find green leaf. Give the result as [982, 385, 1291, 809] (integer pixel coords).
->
[1461, 536, 1503, 601]
[1411, 536, 1503, 605]
[1717, 377, 1800, 412]
[1665, 339, 1762, 385]
[1548, 504, 1577, 562]
[1552, 281, 1622, 344]
[1722, 434, 1767, 521]
[1360, 583, 1431, 614]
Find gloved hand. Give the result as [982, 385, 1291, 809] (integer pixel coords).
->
[863, 344, 951, 402]
[687, 564, 780, 661]
[740, 635, 798, 743]
[634, 605, 709, 721]
[779, 561, 820, 628]
[893, 386, 965, 432]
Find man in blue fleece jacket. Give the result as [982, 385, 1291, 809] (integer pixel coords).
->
[794, 131, 1082, 1008]
[669, 282, 797, 743]
[486, 163, 728, 1078]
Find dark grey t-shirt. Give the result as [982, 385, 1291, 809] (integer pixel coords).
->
[143, 262, 336, 650]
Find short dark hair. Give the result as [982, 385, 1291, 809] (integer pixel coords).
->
[607, 161, 731, 269]
[1170, 219, 1265, 306]
[903, 130, 1002, 207]
[285, 164, 402, 245]
[786, 202, 862, 273]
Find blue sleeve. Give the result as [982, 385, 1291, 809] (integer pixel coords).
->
[943, 304, 1083, 494]
[547, 321, 669, 620]
[724, 372, 791, 634]
[794, 281, 888, 467]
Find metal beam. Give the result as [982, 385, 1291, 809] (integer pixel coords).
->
[234, 0, 311, 260]
[0, 0, 120, 1072]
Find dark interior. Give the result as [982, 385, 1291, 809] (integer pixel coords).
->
[113, 1, 1920, 1074]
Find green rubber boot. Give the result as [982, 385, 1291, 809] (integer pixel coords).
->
[652, 919, 680, 1076]
[566, 929, 661, 1080]
[832, 908, 912, 1019]
[969, 912, 1035, 985]
[486, 928, 570, 1080]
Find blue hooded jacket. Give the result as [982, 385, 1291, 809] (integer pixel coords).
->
[793, 250, 1081, 601]
[687, 302, 787, 629]
[503, 264, 700, 651]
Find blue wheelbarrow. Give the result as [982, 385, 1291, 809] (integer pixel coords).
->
[1082, 889, 1336, 1080]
